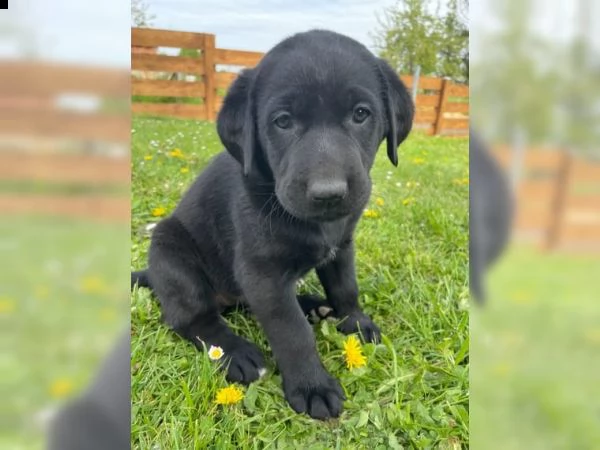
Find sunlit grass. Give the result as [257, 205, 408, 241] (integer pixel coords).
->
[471, 246, 600, 449]
[0, 217, 129, 449]
[131, 117, 469, 448]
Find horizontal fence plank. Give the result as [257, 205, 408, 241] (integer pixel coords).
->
[132, 78, 205, 98]
[215, 49, 263, 66]
[131, 53, 205, 74]
[0, 153, 129, 184]
[493, 148, 564, 171]
[416, 95, 439, 107]
[0, 194, 130, 222]
[442, 118, 469, 130]
[570, 161, 600, 183]
[0, 109, 129, 142]
[516, 181, 556, 200]
[565, 197, 600, 222]
[0, 61, 129, 97]
[419, 77, 444, 90]
[515, 196, 552, 211]
[215, 72, 238, 90]
[399, 75, 412, 86]
[561, 224, 600, 241]
[447, 83, 469, 97]
[515, 212, 550, 229]
[131, 27, 208, 49]
[415, 109, 437, 122]
[445, 102, 469, 114]
[565, 211, 600, 227]
[399, 75, 443, 91]
[132, 102, 207, 120]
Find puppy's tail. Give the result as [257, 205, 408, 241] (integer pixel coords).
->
[131, 269, 152, 291]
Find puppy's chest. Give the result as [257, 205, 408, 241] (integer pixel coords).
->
[298, 223, 346, 268]
[292, 242, 337, 270]
[315, 245, 339, 267]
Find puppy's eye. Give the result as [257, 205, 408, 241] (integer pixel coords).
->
[274, 113, 292, 129]
[352, 107, 371, 124]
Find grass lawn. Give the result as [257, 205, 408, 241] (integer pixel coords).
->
[130, 117, 469, 449]
[0, 217, 129, 450]
[471, 246, 600, 449]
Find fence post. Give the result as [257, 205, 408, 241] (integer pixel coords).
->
[545, 150, 573, 251]
[510, 127, 526, 190]
[411, 65, 421, 103]
[433, 79, 449, 136]
[202, 34, 216, 121]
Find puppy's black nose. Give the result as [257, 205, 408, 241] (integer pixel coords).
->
[307, 180, 348, 204]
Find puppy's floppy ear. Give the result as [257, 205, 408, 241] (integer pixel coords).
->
[216, 68, 258, 177]
[377, 58, 414, 166]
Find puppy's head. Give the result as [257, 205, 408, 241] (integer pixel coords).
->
[218, 29, 413, 222]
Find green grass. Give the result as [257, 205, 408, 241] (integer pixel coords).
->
[131, 117, 469, 449]
[0, 217, 129, 449]
[471, 246, 600, 449]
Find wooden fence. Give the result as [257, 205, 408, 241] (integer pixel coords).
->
[0, 61, 130, 222]
[493, 147, 600, 252]
[131, 28, 469, 136]
[401, 75, 469, 136]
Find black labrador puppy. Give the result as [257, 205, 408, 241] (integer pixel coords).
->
[469, 130, 513, 303]
[132, 29, 413, 420]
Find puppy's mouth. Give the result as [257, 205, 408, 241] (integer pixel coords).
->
[276, 193, 363, 223]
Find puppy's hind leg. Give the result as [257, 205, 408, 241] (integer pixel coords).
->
[148, 217, 265, 385]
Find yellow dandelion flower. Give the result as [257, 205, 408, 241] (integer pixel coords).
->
[169, 148, 184, 159]
[0, 297, 16, 314]
[180, 167, 189, 174]
[35, 286, 49, 300]
[492, 363, 513, 378]
[80, 276, 107, 295]
[49, 378, 74, 399]
[452, 177, 469, 186]
[144, 155, 153, 161]
[343, 335, 366, 369]
[402, 198, 415, 206]
[375, 198, 385, 206]
[363, 209, 380, 219]
[509, 290, 533, 304]
[215, 385, 244, 405]
[100, 308, 116, 322]
[208, 345, 224, 361]
[584, 329, 600, 344]
[412, 157, 425, 165]
[152, 207, 166, 217]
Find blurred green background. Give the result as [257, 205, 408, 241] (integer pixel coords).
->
[0, 217, 129, 449]
[471, 246, 600, 449]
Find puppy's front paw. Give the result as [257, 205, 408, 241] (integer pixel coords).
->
[219, 337, 266, 385]
[337, 310, 381, 343]
[283, 369, 345, 420]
